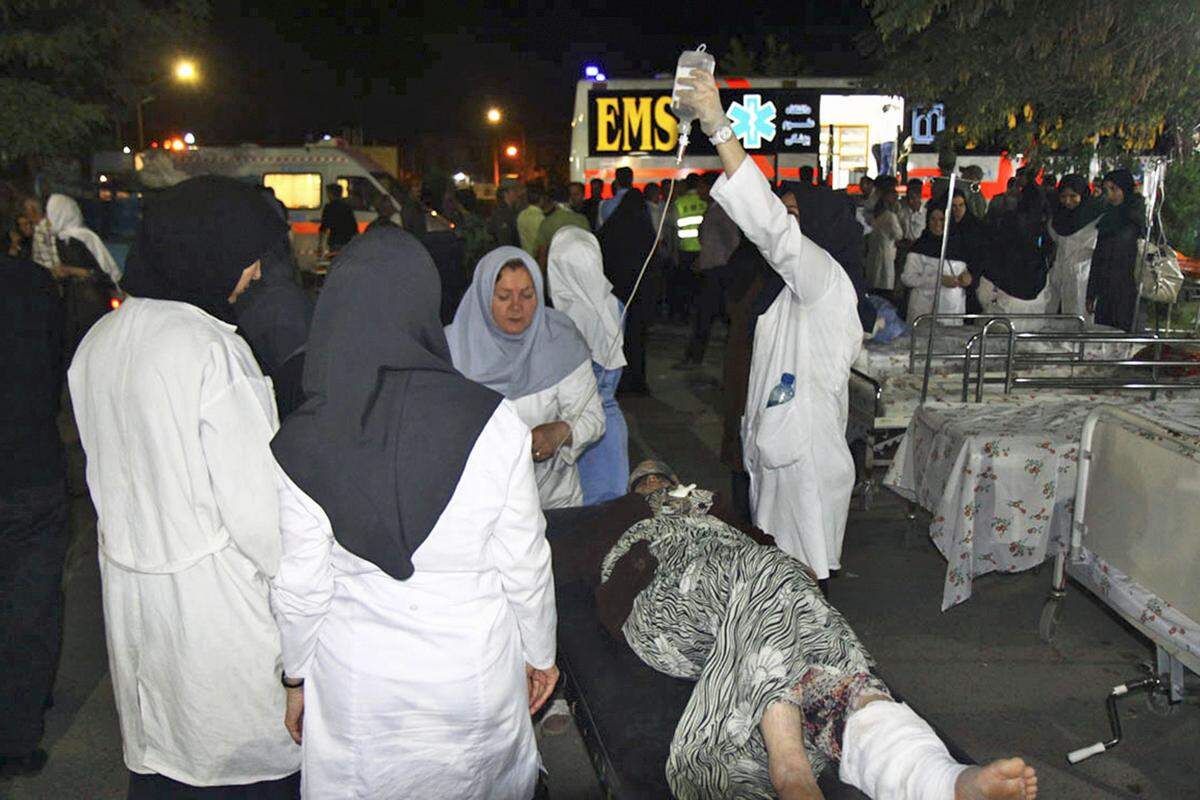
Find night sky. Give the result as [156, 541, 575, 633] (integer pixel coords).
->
[148, 1, 872, 149]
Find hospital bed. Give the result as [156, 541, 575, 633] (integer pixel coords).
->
[885, 396, 1200, 610]
[544, 505, 974, 799]
[849, 313, 1143, 506]
[1038, 406, 1199, 736]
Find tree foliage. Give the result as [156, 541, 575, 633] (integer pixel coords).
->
[0, 0, 208, 166]
[863, 0, 1200, 159]
[722, 35, 807, 77]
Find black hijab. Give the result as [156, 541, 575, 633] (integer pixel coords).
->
[756, 182, 876, 330]
[416, 228, 468, 325]
[1098, 169, 1147, 238]
[272, 228, 501, 581]
[908, 205, 965, 261]
[122, 176, 287, 323]
[235, 238, 313, 375]
[1051, 174, 1106, 236]
[597, 187, 655, 300]
[981, 183, 1050, 299]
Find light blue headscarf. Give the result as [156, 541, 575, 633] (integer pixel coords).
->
[445, 246, 591, 399]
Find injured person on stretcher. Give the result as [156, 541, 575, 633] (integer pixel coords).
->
[549, 460, 1038, 800]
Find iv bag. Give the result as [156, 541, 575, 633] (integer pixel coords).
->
[671, 45, 716, 134]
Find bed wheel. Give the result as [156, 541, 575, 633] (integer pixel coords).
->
[1038, 598, 1062, 643]
[1145, 688, 1178, 717]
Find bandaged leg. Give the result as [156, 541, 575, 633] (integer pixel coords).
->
[838, 700, 967, 800]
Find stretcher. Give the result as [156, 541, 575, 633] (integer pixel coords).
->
[544, 505, 973, 799]
[1039, 406, 1200, 753]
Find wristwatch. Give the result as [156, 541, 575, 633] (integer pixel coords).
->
[709, 125, 735, 146]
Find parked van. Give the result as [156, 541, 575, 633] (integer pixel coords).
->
[134, 140, 406, 271]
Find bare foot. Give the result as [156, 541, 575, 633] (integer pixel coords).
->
[955, 757, 1038, 800]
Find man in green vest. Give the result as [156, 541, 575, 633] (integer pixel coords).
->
[668, 173, 709, 321]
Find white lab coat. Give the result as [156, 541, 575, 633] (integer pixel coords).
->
[865, 207, 903, 290]
[271, 401, 554, 800]
[712, 160, 863, 579]
[1047, 219, 1100, 318]
[976, 275, 1053, 331]
[67, 297, 299, 786]
[900, 252, 968, 325]
[509, 360, 605, 509]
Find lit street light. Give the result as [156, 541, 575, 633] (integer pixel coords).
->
[174, 59, 199, 83]
[505, 144, 519, 158]
[138, 57, 202, 152]
[486, 107, 502, 124]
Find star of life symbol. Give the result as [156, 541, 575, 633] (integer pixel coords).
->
[726, 94, 777, 149]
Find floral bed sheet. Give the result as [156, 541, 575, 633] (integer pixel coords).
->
[884, 398, 1200, 610]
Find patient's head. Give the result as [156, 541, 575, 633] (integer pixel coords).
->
[629, 460, 679, 495]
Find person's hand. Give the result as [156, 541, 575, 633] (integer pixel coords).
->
[958, 272, 973, 288]
[676, 71, 727, 137]
[941, 274, 961, 288]
[531, 421, 571, 462]
[1087, 297, 1096, 314]
[284, 685, 304, 745]
[526, 663, 560, 715]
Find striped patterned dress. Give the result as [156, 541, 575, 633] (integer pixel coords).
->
[604, 488, 890, 799]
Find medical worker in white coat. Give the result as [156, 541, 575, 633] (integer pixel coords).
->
[270, 229, 557, 799]
[678, 73, 863, 581]
[900, 206, 971, 325]
[547, 226, 630, 504]
[446, 246, 605, 509]
[1047, 174, 1104, 318]
[67, 177, 301, 796]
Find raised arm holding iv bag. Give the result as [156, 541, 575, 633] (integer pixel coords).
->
[536, 46, 717, 470]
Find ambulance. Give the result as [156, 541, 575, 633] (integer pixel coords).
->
[134, 139, 408, 271]
[569, 77, 1017, 198]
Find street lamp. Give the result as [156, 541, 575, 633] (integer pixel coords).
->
[505, 145, 519, 158]
[138, 57, 201, 152]
[174, 59, 198, 82]
[487, 107, 504, 185]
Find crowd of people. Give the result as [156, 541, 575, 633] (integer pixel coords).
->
[16, 68, 1178, 800]
[857, 160, 1148, 333]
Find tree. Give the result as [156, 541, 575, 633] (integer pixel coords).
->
[863, 0, 1200, 160]
[722, 35, 807, 77]
[0, 0, 208, 170]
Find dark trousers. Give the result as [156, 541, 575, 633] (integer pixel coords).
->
[685, 269, 725, 363]
[128, 771, 301, 800]
[618, 296, 652, 394]
[0, 482, 68, 756]
[730, 470, 752, 524]
[668, 252, 699, 321]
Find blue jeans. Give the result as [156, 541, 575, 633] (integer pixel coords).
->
[577, 362, 630, 505]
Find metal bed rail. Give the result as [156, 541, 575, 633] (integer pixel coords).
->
[907, 313, 1086, 373]
[966, 330, 1200, 402]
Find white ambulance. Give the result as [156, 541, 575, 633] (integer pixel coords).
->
[569, 77, 1017, 197]
[134, 140, 408, 271]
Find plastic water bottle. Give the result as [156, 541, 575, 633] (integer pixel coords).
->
[671, 45, 716, 161]
[766, 373, 795, 408]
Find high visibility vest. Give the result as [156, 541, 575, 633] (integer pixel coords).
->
[674, 192, 708, 253]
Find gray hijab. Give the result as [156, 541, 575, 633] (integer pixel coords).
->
[445, 246, 591, 399]
[272, 228, 501, 580]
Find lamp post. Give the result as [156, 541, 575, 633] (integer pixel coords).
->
[138, 58, 200, 151]
[485, 106, 529, 184]
[486, 107, 503, 186]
